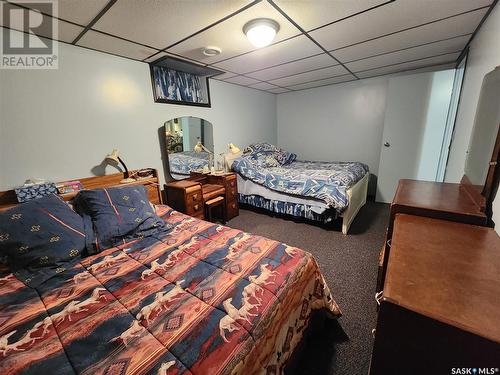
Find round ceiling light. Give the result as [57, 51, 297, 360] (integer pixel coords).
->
[243, 18, 280, 48]
[202, 46, 222, 57]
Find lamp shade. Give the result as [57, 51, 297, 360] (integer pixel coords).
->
[194, 141, 204, 153]
[194, 141, 212, 154]
[229, 143, 241, 154]
[105, 149, 120, 163]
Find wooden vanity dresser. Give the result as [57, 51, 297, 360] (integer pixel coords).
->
[165, 172, 239, 221]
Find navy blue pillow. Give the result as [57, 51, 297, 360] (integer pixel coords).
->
[0, 194, 86, 286]
[74, 185, 167, 253]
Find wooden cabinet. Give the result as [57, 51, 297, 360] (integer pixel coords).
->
[165, 180, 204, 219]
[371, 214, 500, 374]
[377, 179, 488, 292]
[165, 172, 239, 221]
[210, 173, 239, 220]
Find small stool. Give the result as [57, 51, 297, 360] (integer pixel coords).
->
[205, 196, 226, 223]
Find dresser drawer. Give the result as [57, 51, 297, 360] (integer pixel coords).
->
[225, 175, 238, 200]
[227, 187, 238, 199]
[226, 176, 237, 188]
[186, 200, 203, 216]
[187, 191, 202, 203]
[226, 200, 239, 220]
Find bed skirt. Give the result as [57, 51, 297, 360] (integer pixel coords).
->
[238, 193, 338, 223]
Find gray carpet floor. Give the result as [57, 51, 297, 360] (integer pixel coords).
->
[227, 201, 390, 375]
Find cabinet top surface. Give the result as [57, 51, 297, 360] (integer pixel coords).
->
[166, 180, 200, 189]
[392, 179, 486, 218]
[385, 214, 500, 343]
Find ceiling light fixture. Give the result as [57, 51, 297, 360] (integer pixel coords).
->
[243, 18, 280, 48]
[202, 46, 222, 57]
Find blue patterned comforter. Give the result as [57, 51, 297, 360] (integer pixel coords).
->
[232, 158, 369, 211]
[169, 151, 209, 175]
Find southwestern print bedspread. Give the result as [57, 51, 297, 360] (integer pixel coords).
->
[0, 205, 340, 374]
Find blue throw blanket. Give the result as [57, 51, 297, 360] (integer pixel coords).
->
[233, 157, 369, 211]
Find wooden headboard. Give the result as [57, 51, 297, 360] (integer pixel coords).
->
[0, 169, 163, 212]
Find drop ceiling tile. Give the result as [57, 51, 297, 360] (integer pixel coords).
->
[287, 75, 355, 91]
[92, 0, 250, 49]
[246, 53, 333, 81]
[211, 71, 238, 80]
[345, 36, 468, 72]
[77, 30, 158, 60]
[268, 87, 291, 94]
[0, 3, 84, 43]
[4, 0, 108, 26]
[274, 0, 387, 31]
[310, 0, 491, 51]
[213, 35, 323, 74]
[269, 64, 349, 87]
[56, 20, 85, 43]
[332, 10, 485, 63]
[356, 52, 461, 78]
[224, 75, 260, 86]
[57, 0, 109, 26]
[169, 1, 301, 64]
[248, 82, 280, 90]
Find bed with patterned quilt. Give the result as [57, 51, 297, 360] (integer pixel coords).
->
[230, 143, 369, 234]
[0, 187, 340, 374]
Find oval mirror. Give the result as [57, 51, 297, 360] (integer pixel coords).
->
[164, 117, 214, 180]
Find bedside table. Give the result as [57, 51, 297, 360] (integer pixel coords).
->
[190, 172, 239, 220]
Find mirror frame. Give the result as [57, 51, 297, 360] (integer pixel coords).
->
[159, 117, 214, 183]
[460, 67, 500, 224]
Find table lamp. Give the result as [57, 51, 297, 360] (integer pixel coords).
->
[228, 143, 241, 154]
[105, 149, 135, 183]
[194, 141, 214, 172]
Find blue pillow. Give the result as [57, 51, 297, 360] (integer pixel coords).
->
[243, 142, 279, 154]
[243, 142, 297, 166]
[246, 150, 281, 168]
[74, 185, 167, 253]
[0, 194, 86, 286]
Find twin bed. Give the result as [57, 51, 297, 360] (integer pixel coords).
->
[0, 176, 340, 374]
[228, 143, 369, 235]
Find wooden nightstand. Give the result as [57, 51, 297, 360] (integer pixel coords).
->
[165, 180, 204, 219]
[190, 172, 239, 220]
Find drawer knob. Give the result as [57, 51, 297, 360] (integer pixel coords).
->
[230, 181, 235, 187]
[231, 203, 236, 209]
[192, 194, 198, 201]
[231, 189, 236, 195]
[375, 291, 383, 306]
[194, 204, 199, 211]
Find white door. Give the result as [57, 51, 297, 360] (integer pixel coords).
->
[376, 70, 454, 203]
